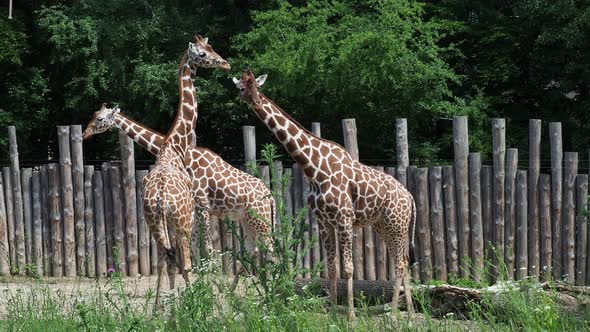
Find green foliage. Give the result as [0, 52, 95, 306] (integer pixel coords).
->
[429, 0, 590, 163]
[233, 0, 486, 162]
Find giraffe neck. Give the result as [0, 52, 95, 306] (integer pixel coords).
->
[114, 113, 164, 156]
[248, 94, 324, 174]
[164, 52, 197, 156]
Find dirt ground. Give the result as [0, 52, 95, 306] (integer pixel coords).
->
[0, 275, 185, 318]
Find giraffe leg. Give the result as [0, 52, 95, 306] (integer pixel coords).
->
[403, 263, 415, 318]
[318, 221, 338, 305]
[178, 214, 193, 287]
[154, 245, 167, 311]
[200, 209, 213, 256]
[374, 220, 411, 317]
[166, 224, 177, 291]
[337, 216, 355, 321]
[190, 215, 199, 267]
[391, 254, 404, 312]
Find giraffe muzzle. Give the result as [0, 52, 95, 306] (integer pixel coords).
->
[82, 128, 93, 140]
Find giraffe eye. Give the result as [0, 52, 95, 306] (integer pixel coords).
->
[198, 52, 206, 58]
[97, 117, 104, 121]
[240, 87, 245, 92]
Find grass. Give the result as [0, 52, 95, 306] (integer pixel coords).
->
[1, 270, 589, 331]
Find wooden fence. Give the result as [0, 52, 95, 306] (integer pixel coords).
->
[0, 117, 589, 285]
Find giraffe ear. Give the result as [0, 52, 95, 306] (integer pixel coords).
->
[232, 77, 240, 88]
[202, 37, 208, 45]
[256, 74, 268, 87]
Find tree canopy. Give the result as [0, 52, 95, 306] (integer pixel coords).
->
[1, 0, 588, 167]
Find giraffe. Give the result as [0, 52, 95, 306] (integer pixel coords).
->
[233, 69, 416, 320]
[82, 104, 275, 272]
[141, 35, 229, 306]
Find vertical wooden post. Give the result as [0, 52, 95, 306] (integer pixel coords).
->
[8, 126, 25, 274]
[292, 164, 303, 274]
[407, 166, 420, 280]
[119, 132, 138, 277]
[259, 166, 271, 191]
[101, 163, 114, 271]
[283, 167, 295, 272]
[396, 119, 409, 188]
[342, 119, 364, 279]
[442, 166, 459, 277]
[71, 125, 85, 276]
[549, 122, 563, 280]
[540, 174, 552, 281]
[0, 174, 9, 275]
[21, 168, 33, 267]
[300, 166, 312, 278]
[429, 166, 447, 282]
[293, 163, 312, 277]
[505, 148, 518, 279]
[272, 161, 284, 226]
[575, 174, 588, 286]
[311, 122, 321, 137]
[47, 163, 63, 277]
[481, 165, 493, 280]
[94, 171, 107, 277]
[372, 166, 388, 281]
[415, 168, 432, 283]
[342, 119, 360, 160]
[135, 170, 150, 276]
[109, 166, 126, 275]
[40, 166, 51, 276]
[2, 168, 16, 273]
[241, 125, 256, 268]
[529, 119, 541, 280]
[58, 126, 76, 276]
[221, 215, 234, 276]
[469, 153, 483, 281]
[243, 126, 257, 166]
[492, 118, 506, 279]
[84, 166, 95, 278]
[453, 116, 470, 277]
[563, 152, 578, 283]
[148, 165, 157, 273]
[32, 171, 43, 277]
[258, 164, 271, 270]
[516, 171, 528, 280]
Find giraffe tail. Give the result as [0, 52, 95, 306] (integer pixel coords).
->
[156, 178, 177, 263]
[408, 195, 418, 268]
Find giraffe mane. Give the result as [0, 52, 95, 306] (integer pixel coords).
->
[166, 51, 191, 138]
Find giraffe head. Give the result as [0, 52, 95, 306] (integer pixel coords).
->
[232, 69, 267, 105]
[187, 35, 230, 71]
[83, 103, 121, 139]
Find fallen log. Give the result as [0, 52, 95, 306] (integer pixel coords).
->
[294, 278, 590, 318]
[295, 278, 395, 305]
